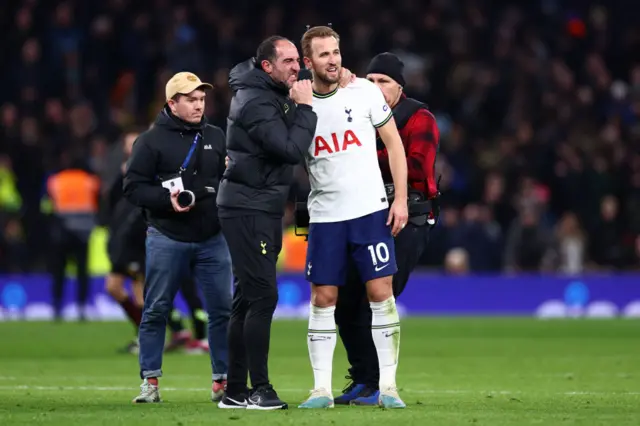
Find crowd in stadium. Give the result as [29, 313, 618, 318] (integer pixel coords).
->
[1, 0, 639, 274]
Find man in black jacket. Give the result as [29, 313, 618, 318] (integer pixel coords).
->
[124, 72, 232, 404]
[104, 130, 210, 356]
[215, 36, 316, 410]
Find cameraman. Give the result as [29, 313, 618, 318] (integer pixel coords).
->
[334, 53, 441, 405]
[124, 72, 232, 404]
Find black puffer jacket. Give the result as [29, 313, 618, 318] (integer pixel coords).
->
[123, 107, 226, 242]
[216, 58, 317, 217]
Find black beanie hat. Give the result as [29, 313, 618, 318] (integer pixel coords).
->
[366, 52, 405, 86]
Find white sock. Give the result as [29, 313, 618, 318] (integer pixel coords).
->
[370, 296, 401, 390]
[307, 304, 337, 393]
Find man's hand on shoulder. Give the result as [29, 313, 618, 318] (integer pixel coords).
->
[290, 80, 313, 106]
[338, 68, 357, 88]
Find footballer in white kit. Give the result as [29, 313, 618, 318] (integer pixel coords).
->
[305, 78, 397, 281]
[298, 26, 409, 410]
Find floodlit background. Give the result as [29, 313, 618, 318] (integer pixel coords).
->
[1, 0, 639, 318]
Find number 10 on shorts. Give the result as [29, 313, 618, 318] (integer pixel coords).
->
[367, 242, 390, 266]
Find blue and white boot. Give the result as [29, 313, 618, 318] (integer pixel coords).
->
[298, 388, 334, 409]
[378, 386, 406, 408]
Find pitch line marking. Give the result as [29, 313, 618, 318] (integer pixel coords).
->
[0, 384, 638, 396]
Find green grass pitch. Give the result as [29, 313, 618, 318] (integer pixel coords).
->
[0, 318, 639, 425]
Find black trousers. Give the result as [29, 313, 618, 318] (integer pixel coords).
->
[335, 223, 429, 388]
[220, 214, 283, 393]
[50, 224, 90, 319]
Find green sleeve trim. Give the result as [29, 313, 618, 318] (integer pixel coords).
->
[374, 111, 393, 128]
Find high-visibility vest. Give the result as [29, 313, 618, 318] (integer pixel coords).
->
[0, 166, 21, 212]
[47, 169, 100, 214]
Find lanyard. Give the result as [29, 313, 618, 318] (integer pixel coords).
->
[179, 133, 200, 174]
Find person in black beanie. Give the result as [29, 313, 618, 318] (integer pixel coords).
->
[333, 52, 441, 406]
[366, 52, 407, 86]
[124, 72, 233, 404]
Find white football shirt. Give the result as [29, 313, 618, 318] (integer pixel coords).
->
[305, 78, 393, 223]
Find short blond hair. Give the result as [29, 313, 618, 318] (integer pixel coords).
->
[301, 26, 340, 58]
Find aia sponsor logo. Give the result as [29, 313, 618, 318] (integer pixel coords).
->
[313, 130, 362, 156]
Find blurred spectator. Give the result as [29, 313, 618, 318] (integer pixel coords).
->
[449, 204, 503, 271]
[588, 195, 628, 270]
[481, 172, 516, 233]
[46, 153, 101, 320]
[503, 207, 552, 273]
[0, 219, 29, 273]
[542, 212, 587, 275]
[444, 248, 470, 275]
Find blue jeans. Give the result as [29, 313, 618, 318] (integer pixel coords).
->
[139, 227, 232, 381]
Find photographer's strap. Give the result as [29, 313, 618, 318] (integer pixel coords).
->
[393, 97, 428, 130]
[179, 133, 201, 175]
[376, 97, 427, 150]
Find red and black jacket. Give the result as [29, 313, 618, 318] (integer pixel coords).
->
[376, 94, 440, 199]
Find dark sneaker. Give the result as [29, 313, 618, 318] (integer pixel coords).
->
[217, 392, 248, 409]
[246, 385, 288, 410]
[334, 376, 366, 405]
[350, 386, 380, 406]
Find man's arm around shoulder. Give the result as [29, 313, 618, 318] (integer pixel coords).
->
[123, 132, 171, 210]
[242, 86, 317, 164]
